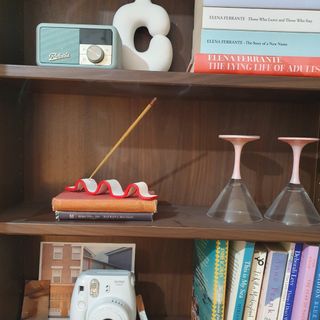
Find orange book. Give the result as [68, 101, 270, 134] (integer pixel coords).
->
[52, 191, 157, 213]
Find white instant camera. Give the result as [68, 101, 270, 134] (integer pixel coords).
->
[70, 269, 136, 320]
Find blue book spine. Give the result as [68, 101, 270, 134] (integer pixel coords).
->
[200, 30, 320, 57]
[233, 242, 255, 320]
[265, 252, 287, 314]
[309, 248, 320, 320]
[202, 0, 320, 9]
[283, 243, 303, 320]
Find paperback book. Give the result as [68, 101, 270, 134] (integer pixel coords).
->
[256, 243, 287, 320]
[201, 7, 320, 33]
[225, 241, 255, 320]
[243, 243, 267, 320]
[192, 239, 229, 320]
[309, 247, 320, 319]
[291, 243, 319, 320]
[202, 0, 320, 9]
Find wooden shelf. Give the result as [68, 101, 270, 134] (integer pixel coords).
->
[1, 202, 320, 242]
[1, 64, 320, 100]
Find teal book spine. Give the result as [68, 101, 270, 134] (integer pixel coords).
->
[200, 30, 320, 57]
[192, 240, 229, 320]
[233, 242, 255, 320]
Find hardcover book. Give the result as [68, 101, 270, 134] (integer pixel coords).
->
[192, 239, 229, 320]
[225, 241, 255, 320]
[52, 191, 157, 213]
[256, 243, 288, 320]
[201, 7, 320, 33]
[309, 247, 320, 319]
[291, 243, 319, 320]
[283, 243, 303, 320]
[243, 243, 267, 320]
[277, 242, 297, 320]
[193, 53, 320, 77]
[55, 211, 154, 221]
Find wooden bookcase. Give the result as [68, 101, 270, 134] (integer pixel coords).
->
[1, 0, 320, 319]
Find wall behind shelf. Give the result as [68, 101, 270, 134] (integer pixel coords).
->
[23, 92, 320, 210]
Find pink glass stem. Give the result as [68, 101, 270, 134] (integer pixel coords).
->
[219, 135, 260, 180]
[278, 137, 319, 185]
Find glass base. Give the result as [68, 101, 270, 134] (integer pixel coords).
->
[264, 183, 320, 226]
[207, 179, 263, 224]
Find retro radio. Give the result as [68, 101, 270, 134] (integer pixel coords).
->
[36, 23, 121, 68]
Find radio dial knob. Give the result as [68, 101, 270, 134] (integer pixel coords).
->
[87, 45, 104, 63]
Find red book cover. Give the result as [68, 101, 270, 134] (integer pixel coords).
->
[52, 191, 157, 213]
[194, 53, 320, 77]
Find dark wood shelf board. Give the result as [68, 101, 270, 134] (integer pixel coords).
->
[1, 65, 320, 100]
[0, 202, 319, 242]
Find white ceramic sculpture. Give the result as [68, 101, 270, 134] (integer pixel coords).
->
[113, 0, 173, 71]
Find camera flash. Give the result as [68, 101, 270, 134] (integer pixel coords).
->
[90, 279, 99, 297]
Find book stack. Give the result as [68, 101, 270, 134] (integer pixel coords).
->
[192, 0, 320, 77]
[52, 191, 158, 221]
[192, 240, 320, 320]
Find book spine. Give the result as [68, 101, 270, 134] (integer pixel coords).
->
[257, 252, 287, 320]
[202, 7, 320, 33]
[56, 212, 153, 221]
[202, 0, 320, 9]
[264, 252, 287, 319]
[200, 29, 320, 57]
[243, 249, 267, 320]
[309, 250, 320, 319]
[277, 243, 296, 320]
[193, 54, 320, 77]
[233, 242, 255, 320]
[212, 240, 229, 319]
[283, 243, 303, 320]
[292, 245, 319, 320]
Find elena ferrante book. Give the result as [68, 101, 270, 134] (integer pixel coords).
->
[256, 243, 288, 320]
[200, 30, 320, 57]
[291, 243, 319, 320]
[243, 243, 267, 320]
[201, 7, 320, 33]
[193, 54, 320, 77]
[192, 240, 229, 320]
[202, 0, 320, 9]
[225, 241, 255, 320]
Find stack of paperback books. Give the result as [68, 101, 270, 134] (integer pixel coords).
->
[192, 0, 320, 77]
[52, 191, 158, 221]
[192, 240, 320, 320]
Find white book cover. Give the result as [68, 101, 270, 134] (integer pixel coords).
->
[277, 242, 295, 320]
[243, 243, 267, 320]
[257, 243, 288, 320]
[202, 7, 320, 33]
[225, 241, 254, 320]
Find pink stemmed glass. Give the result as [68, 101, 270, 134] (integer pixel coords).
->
[207, 135, 263, 224]
[265, 137, 320, 226]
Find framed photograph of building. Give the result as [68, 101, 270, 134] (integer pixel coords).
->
[38, 242, 135, 319]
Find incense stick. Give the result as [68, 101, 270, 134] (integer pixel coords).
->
[89, 97, 157, 178]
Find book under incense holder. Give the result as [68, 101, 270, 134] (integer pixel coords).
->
[264, 137, 320, 226]
[207, 135, 263, 224]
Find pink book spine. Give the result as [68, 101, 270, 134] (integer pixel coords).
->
[291, 244, 319, 320]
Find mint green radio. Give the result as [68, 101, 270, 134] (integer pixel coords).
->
[36, 23, 121, 68]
